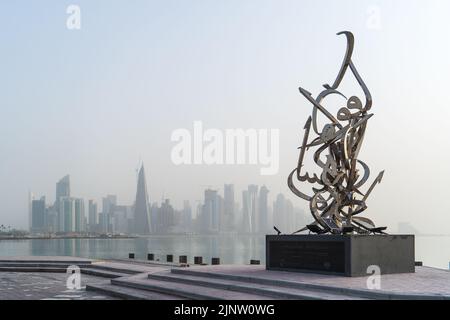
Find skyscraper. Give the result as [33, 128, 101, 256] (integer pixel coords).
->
[88, 200, 98, 232]
[160, 199, 175, 233]
[134, 164, 151, 234]
[55, 175, 71, 233]
[223, 184, 235, 231]
[247, 185, 258, 234]
[74, 198, 85, 232]
[112, 205, 132, 234]
[242, 190, 250, 233]
[182, 200, 192, 232]
[59, 197, 75, 233]
[150, 202, 159, 233]
[202, 189, 220, 233]
[258, 186, 269, 233]
[56, 175, 70, 202]
[28, 191, 35, 232]
[31, 197, 46, 233]
[101, 195, 117, 233]
[102, 195, 117, 215]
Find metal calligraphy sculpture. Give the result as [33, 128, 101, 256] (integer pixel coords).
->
[288, 31, 386, 235]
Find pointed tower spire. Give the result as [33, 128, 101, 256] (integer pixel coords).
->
[134, 164, 151, 234]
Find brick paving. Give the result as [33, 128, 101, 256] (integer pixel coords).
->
[0, 272, 118, 300]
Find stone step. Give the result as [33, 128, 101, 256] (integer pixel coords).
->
[0, 266, 68, 273]
[0, 265, 129, 279]
[148, 270, 365, 300]
[0, 258, 92, 264]
[80, 268, 130, 279]
[171, 268, 373, 298]
[0, 262, 91, 268]
[83, 264, 140, 275]
[86, 282, 184, 300]
[111, 276, 273, 300]
[109, 258, 181, 268]
[170, 268, 443, 300]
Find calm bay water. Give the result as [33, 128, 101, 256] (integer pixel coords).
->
[0, 235, 449, 270]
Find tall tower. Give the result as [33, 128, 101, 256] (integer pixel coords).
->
[258, 186, 269, 233]
[74, 198, 85, 232]
[56, 175, 70, 202]
[55, 175, 70, 233]
[88, 200, 98, 232]
[28, 190, 35, 232]
[134, 164, 151, 234]
[247, 185, 259, 234]
[223, 184, 235, 231]
[203, 189, 219, 233]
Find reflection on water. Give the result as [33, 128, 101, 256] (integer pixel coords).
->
[0, 235, 449, 269]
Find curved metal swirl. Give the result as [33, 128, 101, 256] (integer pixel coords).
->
[288, 31, 385, 235]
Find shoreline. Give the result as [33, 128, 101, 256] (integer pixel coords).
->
[1, 233, 449, 241]
[0, 236, 137, 241]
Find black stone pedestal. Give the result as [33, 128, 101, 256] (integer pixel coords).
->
[266, 234, 415, 277]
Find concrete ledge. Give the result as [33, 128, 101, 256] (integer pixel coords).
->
[148, 270, 363, 300]
[86, 283, 184, 300]
[0, 256, 93, 264]
[266, 234, 415, 276]
[171, 265, 450, 300]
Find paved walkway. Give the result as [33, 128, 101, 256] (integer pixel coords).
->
[1, 256, 449, 299]
[184, 265, 450, 297]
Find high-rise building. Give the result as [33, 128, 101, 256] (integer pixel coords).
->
[98, 212, 110, 234]
[56, 175, 70, 202]
[258, 186, 269, 233]
[160, 199, 175, 233]
[150, 202, 159, 233]
[74, 198, 85, 232]
[28, 191, 35, 232]
[223, 184, 235, 231]
[101, 195, 117, 233]
[88, 200, 98, 232]
[133, 164, 151, 234]
[46, 205, 58, 233]
[242, 190, 250, 233]
[59, 197, 75, 233]
[102, 195, 117, 215]
[31, 197, 46, 233]
[182, 200, 192, 232]
[247, 185, 258, 233]
[202, 189, 220, 233]
[55, 175, 71, 233]
[112, 205, 132, 234]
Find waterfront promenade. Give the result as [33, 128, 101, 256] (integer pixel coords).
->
[0, 256, 449, 300]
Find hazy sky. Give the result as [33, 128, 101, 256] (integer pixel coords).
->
[1, 0, 450, 233]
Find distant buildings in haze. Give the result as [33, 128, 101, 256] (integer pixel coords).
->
[29, 164, 308, 236]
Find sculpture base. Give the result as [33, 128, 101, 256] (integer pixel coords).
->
[266, 234, 415, 277]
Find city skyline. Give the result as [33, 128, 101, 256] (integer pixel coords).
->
[28, 165, 308, 235]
